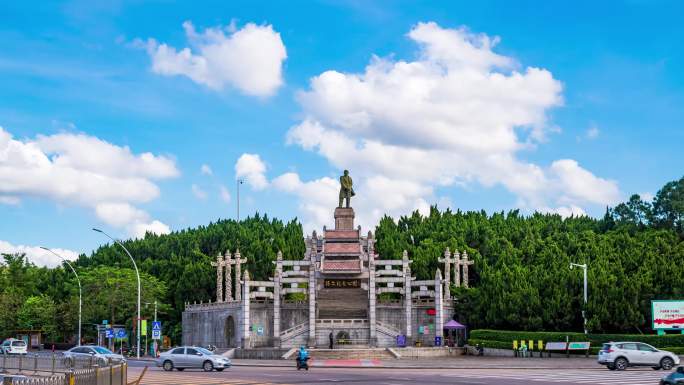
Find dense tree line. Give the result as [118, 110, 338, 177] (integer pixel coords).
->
[374, 176, 684, 333]
[1, 177, 682, 344]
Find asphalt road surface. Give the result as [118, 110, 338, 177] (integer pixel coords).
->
[128, 365, 670, 385]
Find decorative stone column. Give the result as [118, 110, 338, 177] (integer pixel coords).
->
[368, 254, 377, 346]
[241, 270, 251, 348]
[273, 270, 281, 348]
[225, 251, 233, 301]
[402, 250, 412, 343]
[461, 251, 473, 288]
[435, 269, 444, 342]
[308, 257, 316, 347]
[211, 253, 224, 302]
[235, 249, 243, 301]
[454, 251, 461, 287]
[439, 248, 452, 300]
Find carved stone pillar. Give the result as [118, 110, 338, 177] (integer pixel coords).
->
[308, 258, 316, 347]
[273, 270, 281, 348]
[241, 270, 251, 348]
[439, 248, 452, 300]
[402, 250, 412, 343]
[235, 249, 243, 301]
[211, 253, 224, 302]
[435, 269, 444, 342]
[454, 251, 461, 287]
[462, 251, 473, 289]
[225, 251, 233, 301]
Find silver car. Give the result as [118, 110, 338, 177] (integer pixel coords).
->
[63, 346, 126, 367]
[598, 342, 680, 370]
[157, 346, 231, 372]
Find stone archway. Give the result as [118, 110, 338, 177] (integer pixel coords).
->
[335, 330, 350, 345]
[225, 316, 235, 347]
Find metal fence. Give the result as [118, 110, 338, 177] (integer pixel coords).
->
[0, 353, 128, 385]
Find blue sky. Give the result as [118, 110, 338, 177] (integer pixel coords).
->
[1, 0, 682, 266]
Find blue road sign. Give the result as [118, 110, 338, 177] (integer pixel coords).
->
[435, 336, 442, 346]
[105, 329, 114, 338]
[152, 330, 161, 340]
[396, 335, 407, 347]
[152, 321, 161, 331]
[116, 329, 127, 339]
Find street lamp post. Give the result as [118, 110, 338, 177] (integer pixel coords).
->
[570, 262, 588, 334]
[237, 178, 244, 222]
[40, 247, 81, 346]
[93, 228, 142, 359]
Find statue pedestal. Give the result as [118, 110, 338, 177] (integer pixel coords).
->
[334, 207, 355, 231]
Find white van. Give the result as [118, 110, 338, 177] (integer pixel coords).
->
[1, 339, 28, 355]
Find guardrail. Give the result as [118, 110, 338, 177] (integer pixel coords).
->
[0, 353, 129, 385]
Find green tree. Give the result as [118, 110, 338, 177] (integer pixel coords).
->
[17, 295, 57, 340]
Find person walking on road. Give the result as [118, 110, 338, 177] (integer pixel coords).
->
[329, 332, 334, 349]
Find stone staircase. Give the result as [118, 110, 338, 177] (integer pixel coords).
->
[309, 348, 394, 360]
[317, 288, 368, 319]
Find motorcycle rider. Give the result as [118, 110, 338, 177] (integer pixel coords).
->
[296, 345, 309, 370]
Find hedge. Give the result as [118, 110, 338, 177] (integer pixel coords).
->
[470, 329, 684, 349]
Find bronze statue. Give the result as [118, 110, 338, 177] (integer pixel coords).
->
[338, 170, 355, 208]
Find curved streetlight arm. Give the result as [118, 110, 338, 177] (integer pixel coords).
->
[92, 228, 142, 359]
[40, 246, 82, 346]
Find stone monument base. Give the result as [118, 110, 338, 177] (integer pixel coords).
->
[334, 207, 355, 231]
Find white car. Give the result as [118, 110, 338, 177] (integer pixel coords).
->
[598, 342, 680, 370]
[1, 339, 27, 355]
[156, 346, 231, 372]
[63, 346, 126, 367]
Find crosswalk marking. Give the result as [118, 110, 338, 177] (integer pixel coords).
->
[129, 371, 289, 385]
[441, 369, 668, 385]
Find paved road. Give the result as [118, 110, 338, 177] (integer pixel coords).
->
[128, 365, 670, 385]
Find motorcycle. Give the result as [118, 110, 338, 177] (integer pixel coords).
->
[296, 356, 309, 371]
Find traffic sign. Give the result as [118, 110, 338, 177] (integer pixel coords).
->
[152, 330, 161, 340]
[102, 320, 108, 325]
[105, 329, 114, 338]
[435, 336, 442, 346]
[116, 329, 127, 339]
[152, 321, 162, 331]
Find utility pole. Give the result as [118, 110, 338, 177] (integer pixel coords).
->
[570, 262, 588, 334]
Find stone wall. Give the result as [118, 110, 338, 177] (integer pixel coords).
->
[182, 302, 241, 348]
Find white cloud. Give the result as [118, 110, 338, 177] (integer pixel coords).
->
[0, 196, 20, 205]
[235, 153, 268, 190]
[0, 240, 80, 267]
[130, 220, 171, 239]
[191, 184, 207, 200]
[200, 164, 213, 176]
[586, 125, 600, 139]
[145, 21, 287, 97]
[0, 127, 177, 237]
[275, 22, 620, 230]
[219, 185, 231, 203]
